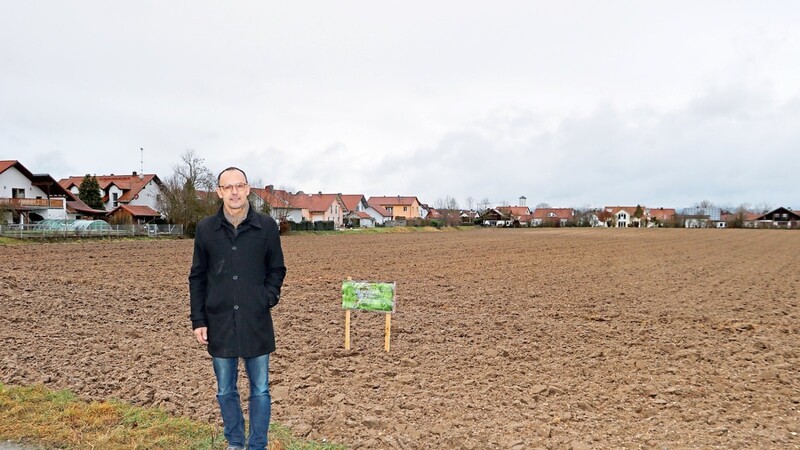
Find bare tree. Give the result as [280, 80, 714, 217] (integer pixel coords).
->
[157, 149, 218, 235]
[434, 196, 461, 226]
[536, 202, 551, 209]
[728, 203, 752, 228]
[465, 196, 474, 211]
[478, 197, 491, 213]
[754, 202, 771, 214]
[695, 199, 715, 208]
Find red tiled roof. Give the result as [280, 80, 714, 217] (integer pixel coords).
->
[340, 194, 367, 212]
[646, 208, 676, 221]
[368, 196, 420, 207]
[366, 200, 392, 217]
[295, 193, 343, 212]
[497, 206, 531, 217]
[0, 160, 16, 174]
[354, 211, 372, 220]
[604, 206, 639, 215]
[111, 204, 160, 217]
[59, 173, 161, 203]
[251, 187, 295, 209]
[427, 209, 444, 219]
[66, 200, 107, 215]
[532, 208, 575, 220]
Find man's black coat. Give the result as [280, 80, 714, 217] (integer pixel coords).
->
[189, 205, 286, 358]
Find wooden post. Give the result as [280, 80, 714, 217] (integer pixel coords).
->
[345, 310, 351, 350]
[345, 276, 352, 350]
[384, 313, 391, 352]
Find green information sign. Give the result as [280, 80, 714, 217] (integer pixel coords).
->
[342, 280, 396, 313]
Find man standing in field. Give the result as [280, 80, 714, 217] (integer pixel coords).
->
[189, 166, 286, 450]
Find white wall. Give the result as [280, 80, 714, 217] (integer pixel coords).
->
[129, 179, 162, 210]
[0, 167, 50, 199]
[0, 167, 67, 222]
[275, 208, 304, 223]
[364, 206, 387, 225]
[105, 185, 124, 210]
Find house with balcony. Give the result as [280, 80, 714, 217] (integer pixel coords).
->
[479, 208, 512, 227]
[59, 172, 164, 213]
[755, 207, 800, 228]
[497, 205, 532, 227]
[368, 196, 422, 220]
[1, 160, 107, 225]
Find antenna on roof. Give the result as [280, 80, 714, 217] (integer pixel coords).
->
[139, 148, 144, 180]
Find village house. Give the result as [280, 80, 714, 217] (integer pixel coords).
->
[531, 208, 576, 227]
[368, 196, 422, 220]
[479, 208, 511, 227]
[645, 207, 676, 227]
[497, 205, 532, 227]
[340, 194, 379, 227]
[756, 207, 800, 229]
[1, 160, 106, 224]
[250, 185, 307, 223]
[460, 210, 479, 225]
[107, 204, 163, 225]
[292, 192, 346, 228]
[59, 172, 164, 218]
[603, 206, 638, 227]
[682, 206, 724, 228]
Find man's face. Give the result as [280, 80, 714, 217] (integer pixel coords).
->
[216, 169, 250, 212]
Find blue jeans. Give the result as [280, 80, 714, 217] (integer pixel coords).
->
[212, 354, 271, 449]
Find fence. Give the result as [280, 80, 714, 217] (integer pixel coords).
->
[0, 223, 183, 239]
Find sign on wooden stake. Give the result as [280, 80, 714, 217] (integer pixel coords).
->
[342, 278, 396, 351]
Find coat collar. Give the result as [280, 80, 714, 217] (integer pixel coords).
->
[212, 203, 262, 230]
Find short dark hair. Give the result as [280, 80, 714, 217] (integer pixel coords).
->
[217, 167, 248, 185]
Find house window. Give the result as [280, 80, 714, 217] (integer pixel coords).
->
[619, 213, 627, 220]
[403, 206, 408, 212]
[112, 192, 119, 207]
[12, 188, 25, 199]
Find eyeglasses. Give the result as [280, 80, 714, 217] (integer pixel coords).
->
[219, 182, 248, 192]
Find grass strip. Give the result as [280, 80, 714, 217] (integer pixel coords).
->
[0, 383, 345, 450]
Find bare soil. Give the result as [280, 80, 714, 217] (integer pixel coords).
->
[1, 228, 799, 449]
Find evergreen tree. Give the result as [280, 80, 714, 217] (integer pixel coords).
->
[78, 175, 104, 210]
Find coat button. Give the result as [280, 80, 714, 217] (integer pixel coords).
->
[234, 305, 239, 310]
[232, 246, 237, 250]
[233, 275, 238, 280]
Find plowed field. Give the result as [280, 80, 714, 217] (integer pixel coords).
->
[1, 228, 799, 449]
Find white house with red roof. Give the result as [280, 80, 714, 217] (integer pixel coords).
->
[250, 185, 307, 223]
[59, 172, 164, 214]
[1, 160, 107, 224]
[364, 200, 392, 225]
[341, 194, 397, 227]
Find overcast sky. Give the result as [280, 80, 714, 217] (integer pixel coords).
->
[2, 1, 799, 210]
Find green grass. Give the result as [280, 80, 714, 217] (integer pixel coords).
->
[0, 383, 345, 450]
[0, 236, 27, 245]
